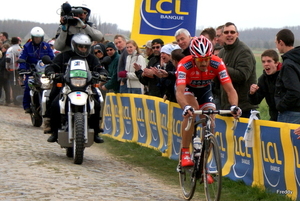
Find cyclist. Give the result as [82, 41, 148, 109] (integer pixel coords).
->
[175, 35, 241, 167]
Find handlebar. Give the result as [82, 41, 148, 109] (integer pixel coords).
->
[184, 109, 239, 131]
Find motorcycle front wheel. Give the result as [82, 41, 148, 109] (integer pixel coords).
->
[30, 107, 42, 127]
[73, 112, 85, 164]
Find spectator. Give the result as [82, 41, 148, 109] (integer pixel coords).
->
[0, 32, 10, 45]
[134, 38, 164, 97]
[171, 48, 185, 67]
[200, 27, 216, 46]
[151, 43, 181, 102]
[213, 43, 222, 56]
[54, 2, 103, 52]
[0, 43, 11, 105]
[218, 22, 258, 118]
[48, 39, 60, 56]
[248, 49, 282, 121]
[6, 37, 23, 106]
[142, 40, 153, 64]
[18, 27, 54, 113]
[215, 25, 225, 47]
[118, 39, 146, 94]
[275, 29, 300, 123]
[0, 41, 3, 59]
[175, 28, 192, 56]
[92, 43, 110, 70]
[101, 42, 120, 93]
[114, 34, 128, 93]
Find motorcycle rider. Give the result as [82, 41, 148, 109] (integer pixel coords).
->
[18, 27, 54, 113]
[44, 33, 107, 143]
[54, 2, 103, 52]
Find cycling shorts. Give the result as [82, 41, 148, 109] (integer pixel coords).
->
[184, 84, 216, 109]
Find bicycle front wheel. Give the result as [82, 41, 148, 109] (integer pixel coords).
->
[203, 135, 222, 201]
[179, 164, 197, 200]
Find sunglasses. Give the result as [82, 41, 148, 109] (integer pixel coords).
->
[195, 57, 211, 62]
[223, 30, 236, 35]
[83, 11, 88, 15]
[94, 50, 102, 54]
[106, 48, 114, 52]
[78, 45, 88, 48]
[152, 45, 161, 50]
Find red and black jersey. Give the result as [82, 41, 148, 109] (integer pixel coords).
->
[176, 55, 231, 88]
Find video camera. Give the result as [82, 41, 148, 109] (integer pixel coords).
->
[60, 2, 84, 26]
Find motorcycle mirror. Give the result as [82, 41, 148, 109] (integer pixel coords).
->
[16, 58, 26, 63]
[42, 55, 53, 64]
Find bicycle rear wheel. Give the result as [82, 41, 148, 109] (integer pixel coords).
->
[179, 164, 197, 200]
[203, 135, 222, 201]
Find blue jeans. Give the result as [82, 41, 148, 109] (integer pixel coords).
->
[128, 88, 142, 94]
[277, 111, 300, 124]
[119, 83, 128, 93]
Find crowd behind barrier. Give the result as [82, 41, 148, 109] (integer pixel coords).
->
[102, 92, 300, 201]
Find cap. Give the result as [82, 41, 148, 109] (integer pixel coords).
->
[160, 44, 181, 55]
[93, 44, 104, 53]
[152, 38, 164, 46]
[143, 40, 152, 49]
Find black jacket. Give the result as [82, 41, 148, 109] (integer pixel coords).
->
[160, 61, 177, 102]
[135, 55, 162, 97]
[0, 51, 9, 79]
[45, 50, 102, 74]
[275, 46, 300, 112]
[248, 70, 280, 121]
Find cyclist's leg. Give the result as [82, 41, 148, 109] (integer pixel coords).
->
[197, 84, 216, 132]
[180, 92, 198, 167]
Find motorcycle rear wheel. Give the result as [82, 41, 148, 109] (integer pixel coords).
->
[73, 112, 85, 164]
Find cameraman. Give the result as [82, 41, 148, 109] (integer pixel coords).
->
[54, 3, 103, 52]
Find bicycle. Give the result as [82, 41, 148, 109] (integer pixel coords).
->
[177, 109, 238, 201]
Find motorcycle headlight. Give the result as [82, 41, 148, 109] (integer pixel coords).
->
[70, 78, 86, 87]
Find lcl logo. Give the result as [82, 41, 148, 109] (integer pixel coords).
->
[140, 0, 189, 30]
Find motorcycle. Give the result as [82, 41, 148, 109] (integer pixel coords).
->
[18, 58, 52, 127]
[42, 55, 107, 164]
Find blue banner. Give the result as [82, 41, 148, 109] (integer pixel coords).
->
[139, 0, 198, 36]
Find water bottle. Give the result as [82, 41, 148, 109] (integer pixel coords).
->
[193, 136, 202, 152]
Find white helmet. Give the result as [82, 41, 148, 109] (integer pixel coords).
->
[71, 33, 92, 57]
[30, 27, 44, 37]
[31, 27, 44, 45]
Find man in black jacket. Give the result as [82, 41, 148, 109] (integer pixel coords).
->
[275, 29, 300, 123]
[134, 39, 164, 97]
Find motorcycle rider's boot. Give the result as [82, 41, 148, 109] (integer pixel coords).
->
[24, 108, 32, 114]
[47, 132, 58, 143]
[43, 118, 51, 134]
[94, 133, 104, 143]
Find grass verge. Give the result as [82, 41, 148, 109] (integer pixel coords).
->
[101, 135, 294, 201]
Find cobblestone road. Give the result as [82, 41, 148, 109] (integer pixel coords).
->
[0, 105, 184, 201]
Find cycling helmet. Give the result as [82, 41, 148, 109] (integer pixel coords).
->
[189, 35, 213, 58]
[30, 27, 45, 45]
[71, 33, 92, 57]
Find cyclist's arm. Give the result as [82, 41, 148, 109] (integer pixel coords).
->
[176, 84, 188, 109]
[222, 82, 238, 106]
